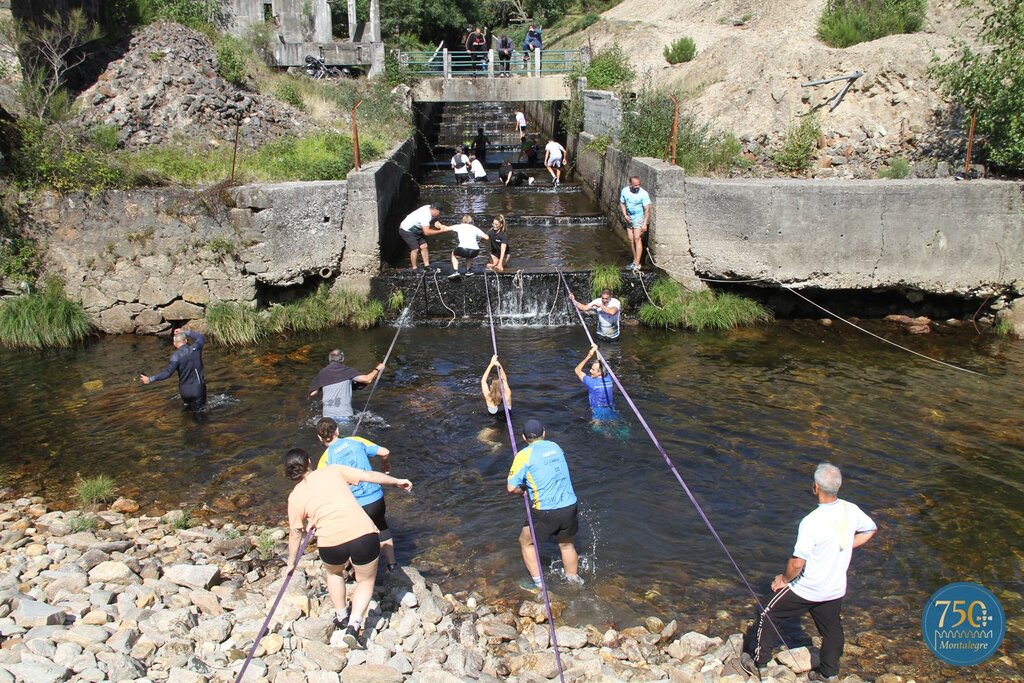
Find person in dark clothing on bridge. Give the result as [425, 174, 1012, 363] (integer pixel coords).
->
[141, 328, 208, 415]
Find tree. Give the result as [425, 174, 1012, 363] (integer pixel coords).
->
[931, 0, 1024, 171]
[0, 9, 101, 121]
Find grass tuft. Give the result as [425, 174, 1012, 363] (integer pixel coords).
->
[67, 515, 97, 532]
[590, 265, 623, 298]
[878, 157, 911, 179]
[206, 301, 266, 346]
[256, 528, 277, 559]
[818, 0, 926, 48]
[171, 508, 194, 530]
[638, 277, 773, 331]
[387, 289, 405, 312]
[0, 279, 93, 349]
[77, 475, 116, 507]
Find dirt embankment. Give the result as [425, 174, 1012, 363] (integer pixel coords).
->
[565, 0, 978, 178]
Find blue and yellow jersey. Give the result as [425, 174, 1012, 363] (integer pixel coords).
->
[316, 436, 384, 506]
[507, 439, 577, 510]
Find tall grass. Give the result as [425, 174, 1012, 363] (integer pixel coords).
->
[818, 0, 926, 48]
[590, 265, 623, 298]
[77, 475, 116, 507]
[206, 301, 266, 346]
[638, 277, 773, 331]
[0, 279, 93, 349]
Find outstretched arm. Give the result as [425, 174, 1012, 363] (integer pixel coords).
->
[338, 464, 412, 490]
[481, 355, 498, 408]
[496, 364, 511, 405]
[354, 362, 385, 385]
[574, 344, 598, 380]
[142, 357, 179, 384]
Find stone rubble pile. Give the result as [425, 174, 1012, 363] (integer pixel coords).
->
[75, 22, 304, 151]
[0, 495, 875, 682]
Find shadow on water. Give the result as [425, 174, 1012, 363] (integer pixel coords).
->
[1, 322, 1023, 678]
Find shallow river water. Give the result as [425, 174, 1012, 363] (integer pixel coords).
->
[1, 321, 1022, 680]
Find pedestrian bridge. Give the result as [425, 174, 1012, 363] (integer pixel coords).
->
[401, 48, 581, 102]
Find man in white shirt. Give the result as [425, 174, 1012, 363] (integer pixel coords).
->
[514, 110, 527, 139]
[446, 217, 490, 278]
[469, 154, 488, 182]
[451, 147, 470, 184]
[543, 138, 567, 186]
[741, 463, 877, 682]
[398, 204, 448, 271]
[569, 288, 621, 341]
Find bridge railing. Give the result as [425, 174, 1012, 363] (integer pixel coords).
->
[399, 48, 583, 78]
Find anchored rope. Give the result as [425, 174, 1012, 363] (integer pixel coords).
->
[484, 270, 567, 683]
[353, 270, 428, 436]
[432, 269, 457, 327]
[634, 270, 663, 310]
[556, 269, 798, 667]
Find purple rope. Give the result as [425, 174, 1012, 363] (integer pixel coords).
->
[234, 526, 317, 683]
[556, 269, 793, 655]
[485, 271, 567, 683]
[352, 270, 427, 437]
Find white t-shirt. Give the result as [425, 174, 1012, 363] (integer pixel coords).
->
[451, 153, 469, 175]
[545, 141, 564, 161]
[789, 499, 876, 603]
[515, 111, 527, 128]
[448, 224, 488, 250]
[400, 205, 434, 233]
[470, 159, 487, 179]
[587, 298, 621, 339]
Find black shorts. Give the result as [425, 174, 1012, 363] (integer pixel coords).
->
[318, 532, 380, 566]
[400, 229, 426, 251]
[361, 497, 388, 532]
[454, 173, 469, 184]
[454, 247, 480, 259]
[524, 503, 578, 542]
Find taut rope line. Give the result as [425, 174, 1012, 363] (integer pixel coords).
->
[484, 270, 567, 683]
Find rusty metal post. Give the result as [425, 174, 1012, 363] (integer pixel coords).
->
[964, 112, 976, 175]
[352, 99, 364, 171]
[667, 95, 679, 166]
[230, 120, 241, 183]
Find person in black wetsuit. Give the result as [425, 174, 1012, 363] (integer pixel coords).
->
[499, 159, 531, 187]
[140, 328, 207, 415]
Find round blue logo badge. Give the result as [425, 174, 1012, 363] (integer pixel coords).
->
[921, 582, 1005, 666]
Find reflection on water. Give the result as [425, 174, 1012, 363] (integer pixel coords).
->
[1, 324, 1022, 679]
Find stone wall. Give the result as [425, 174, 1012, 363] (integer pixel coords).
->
[582, 89, 622, 139]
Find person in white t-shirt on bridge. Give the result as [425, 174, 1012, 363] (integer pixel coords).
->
[741, 463, 877, 682]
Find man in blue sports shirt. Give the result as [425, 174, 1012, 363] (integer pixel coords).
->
[507, 419, 585, 590]
[619, 176, 651, 271]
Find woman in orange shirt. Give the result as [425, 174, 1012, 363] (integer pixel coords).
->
[284, 448, 412, 648]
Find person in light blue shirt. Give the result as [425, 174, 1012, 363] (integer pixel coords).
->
[574, 344, 615, 422]
[506, 419, 584, 591]
[619, 176, 652, 271]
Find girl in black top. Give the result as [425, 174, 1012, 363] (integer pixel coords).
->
[486, 215, 510, 272]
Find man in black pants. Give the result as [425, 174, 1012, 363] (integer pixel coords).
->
[141, 328, 208, 415]
[740, 463, 877, 682]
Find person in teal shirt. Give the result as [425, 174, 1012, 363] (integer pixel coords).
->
[506, 419, 584, 591]
[619, 176, 652, 271]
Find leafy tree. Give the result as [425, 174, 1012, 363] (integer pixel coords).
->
[931, 0, 1024, 170]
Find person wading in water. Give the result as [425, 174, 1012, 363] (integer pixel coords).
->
[140, 328, 207, 417]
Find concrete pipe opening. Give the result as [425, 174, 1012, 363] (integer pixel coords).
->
[320, 267, 334, 278]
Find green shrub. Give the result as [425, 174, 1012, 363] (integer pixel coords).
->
[387, 289, 405, 312]
[249, 133, 356, 181]
[638, 277, 773, 331]
[144, 0, 222, 32]
[590, 264, 623, 298]
[817, 0, 926, 48]
[171, 508, 194, 530]
[256, 528, 277, 559]
[206, 301, 266, 346]
[585, 134, 612, 155]
[89, 124, 120, 152]
[994, 318, 1013, 335]
[274, 81, 305, 110]
[585, 44, 634, 89]
[67, 515, 98, 532]
[638, 277, 686, 328]
[206, 237, 235, 256]
[77, 475, 116, 506]
[0, 279, 93, 349]
[663, 37, 697, 64]
[576, 13, 601, 31]
[878, 157, 911, 178]
[773, 115, 821, 173]
[0, 234, 40, 281]
[215, 35, 248, 86]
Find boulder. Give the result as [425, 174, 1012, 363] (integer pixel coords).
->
[0, 662, 71, 683]
[164, 564, 220, 590]
[13, 600, 65, 628]
[160, 300, 204, 322]
[87, 561, 138, 584]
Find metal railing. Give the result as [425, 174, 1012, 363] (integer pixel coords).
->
[400, 48, 583, 78]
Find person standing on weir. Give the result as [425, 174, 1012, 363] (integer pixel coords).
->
[740, 463, 877, 682]
[544, 137, 567, 186]
[507, 419, 585, 591]
[447, 215, 490, 278]
[399, 204, 447, 271]
[569, 288, 622, 341]
[619, 175, 651, 271]
[283, 448, 412, 649]
[308, 350, 384, 422]
[140, 328, 207, 416]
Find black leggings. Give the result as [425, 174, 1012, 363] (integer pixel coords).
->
[318, 532, 380, 566]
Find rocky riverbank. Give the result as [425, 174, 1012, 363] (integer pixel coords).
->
[0, 495, 888, 682]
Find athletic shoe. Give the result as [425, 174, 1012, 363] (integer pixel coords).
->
[386, 563, 400, 574]
[625, 263, 636, 271]
[565, 574, 585, 586]
[333, 615, 349, 631]
[528, 177, 535, 185]
[518, 578, 541, 592]
[465, 270, 474, 277]
[422, 264, 433, 272]
[633, 263, 642, 272]
[807, 671, 839, 682]
[448, 272, 461, 280]
[341, 626, 362, 649]
[738, 653, 767, 678]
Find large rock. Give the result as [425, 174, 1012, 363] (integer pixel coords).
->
[292, 617, 334, 643]
[775, 645, 812, 673]
[95, 652, 144, 680]
[164, 564, 220, 590]
[300, 641, 346, 672]
[87, 561, 137, 584]
[160, 300, 204, 322]
[0, 662, 71, 683]
[507, 652, 559, 679]
[13, 600, 65, 628]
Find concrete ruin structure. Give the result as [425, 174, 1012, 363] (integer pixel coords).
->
[227, 0, 383, 76]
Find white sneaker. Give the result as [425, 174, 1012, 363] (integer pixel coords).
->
[565, 574, 585, 586]
[528, 177, 535, 185]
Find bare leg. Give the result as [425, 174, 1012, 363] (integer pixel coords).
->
[323, 563, 348, 611]
[518, 526, 541, 577]
[451, 252, 459, 272]
[349, 558, 379, 628]
[631, 229, 643, 266]
[558, 540, 579, 576]
[379, 530, 396, 566]
[419, 243, 431, 268]
[409, 249, 418, 269]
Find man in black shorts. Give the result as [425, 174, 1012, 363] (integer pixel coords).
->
[398, 204, 448, 271]
[506, 419, 585, 590]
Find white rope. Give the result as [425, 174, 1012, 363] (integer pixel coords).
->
[432, 270, 457, 327]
